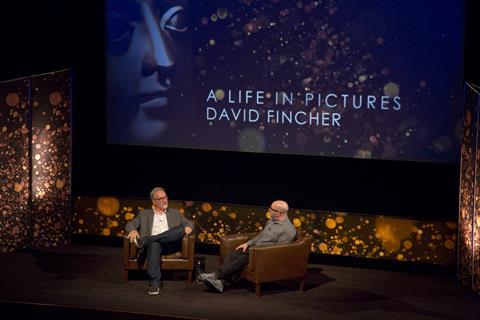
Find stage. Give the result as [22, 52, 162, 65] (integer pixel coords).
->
[0, 244, 478, 320]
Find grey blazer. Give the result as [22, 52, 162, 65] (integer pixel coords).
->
[125, 207, 194, 238]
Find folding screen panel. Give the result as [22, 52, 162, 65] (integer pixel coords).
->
[0, 79, 30, 252]
[0, 70, 71, 251]
[459, 82, 480, 293]
[30, 72, 72, 247]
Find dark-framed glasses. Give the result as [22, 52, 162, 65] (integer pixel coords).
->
[269, 207, 284, 214]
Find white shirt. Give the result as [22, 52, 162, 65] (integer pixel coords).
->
[151, 207, 169, 236]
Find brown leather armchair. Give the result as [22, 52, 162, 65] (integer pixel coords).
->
[123, 233, 195, 282]
[220, 230, 312, 296]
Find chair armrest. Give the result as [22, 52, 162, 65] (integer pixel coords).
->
[182, 232, 195, 259]
[123, 237, 137, 266]
[220, 232, 258, 263]
[248, 236, 312, 282]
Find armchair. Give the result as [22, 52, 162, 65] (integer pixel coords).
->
[123, 233, 195, 282]
[220, 230, 311, 296]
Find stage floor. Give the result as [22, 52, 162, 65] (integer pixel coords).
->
[0, 244, 478, 320]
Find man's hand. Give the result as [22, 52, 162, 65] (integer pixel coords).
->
[235, 242, 249, 252]
[127, 230, 139, 243]
[184, 226, 193, 235]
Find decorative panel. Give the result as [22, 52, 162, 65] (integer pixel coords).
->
[459, 83, 480, 293]
[0, 79, 30, 252]
[0, 70, 71, 252]
[30, 71, 72, 247]
[474, 87, 480, 293]
[73, 196, 457, 265]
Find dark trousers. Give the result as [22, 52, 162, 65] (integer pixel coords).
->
[216, 249, 249, 279]
[145, 226, 185, 287]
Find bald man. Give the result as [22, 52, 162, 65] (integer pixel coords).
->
[199, 200, 296, 293]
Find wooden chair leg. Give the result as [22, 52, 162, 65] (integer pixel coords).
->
[299, 277, 305, 291]
[187, 271, 192, 282]
[123, 270, 129, 282]
[255, 283, 261, 297]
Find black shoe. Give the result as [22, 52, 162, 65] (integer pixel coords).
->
[230, 274, 241, 283]
[147, 285, 160, 295]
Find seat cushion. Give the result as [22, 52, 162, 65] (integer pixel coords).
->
[162, 251, 183, 259]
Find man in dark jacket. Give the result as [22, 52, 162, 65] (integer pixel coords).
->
[126, 187, 194, 295]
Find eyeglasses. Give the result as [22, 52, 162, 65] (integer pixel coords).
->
[152, 195, 168, 201]
[269, 207, 284, 214]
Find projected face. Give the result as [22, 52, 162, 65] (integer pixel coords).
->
[106, 0, 192, 144]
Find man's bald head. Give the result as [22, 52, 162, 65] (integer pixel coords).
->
[271, 200, 288, 213]
[270, 200, 289, 221]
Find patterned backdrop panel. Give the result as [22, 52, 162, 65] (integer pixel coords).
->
[73, 196, 457, 265]
[475, 191, 480, 292]
[0, 79, 30, 252]
[458, 84, 478, 286]
[30, 71, 72, 247]
[470, 84, 480, 293]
